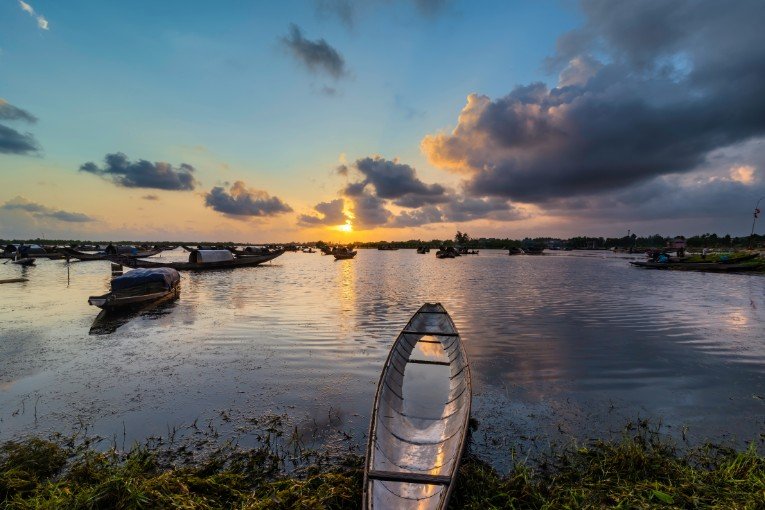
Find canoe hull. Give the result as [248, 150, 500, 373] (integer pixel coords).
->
[62, 248, 163, 261]
[363, 303, 471, 510]
[88, 286, 179, 311]
[109, 250, 284, 270]
[630, 260, 763, 272]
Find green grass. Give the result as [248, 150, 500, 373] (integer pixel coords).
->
[1, 425, 763, 509]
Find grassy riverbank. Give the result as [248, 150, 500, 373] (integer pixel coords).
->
[1, 425, 763, 509]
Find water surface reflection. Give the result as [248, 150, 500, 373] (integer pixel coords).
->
[1, 249, 763, 469]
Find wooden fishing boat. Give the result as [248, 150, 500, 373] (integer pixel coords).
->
[363, 303, 471, 510]
[109, 249, 284, 270]
[435, 250, 456, 259]
[88, 268, 180, 311]
[233, 246, 276, 257]
[334, 250, 357, 260]
[61, 247, 163, 261]
[416, 246, 430, 254]
[630, 259, 764, 272]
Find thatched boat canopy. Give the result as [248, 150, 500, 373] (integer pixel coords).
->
[189, 249, 234, 264]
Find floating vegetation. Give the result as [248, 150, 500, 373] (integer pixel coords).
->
[1, 421, 763, 509]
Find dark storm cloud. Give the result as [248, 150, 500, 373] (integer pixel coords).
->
[2, 196, 94, 222]
[0, 99, 40, 155]
[281, 24, 346, 78]
[348, 156, 449, 207]
[422, 0, 765, 204]
[79, 153, 198, 191]
[204, 181, 293, 218]
[298, 198, 347, 226]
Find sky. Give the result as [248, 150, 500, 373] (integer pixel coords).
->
[1, 0, 764, 242]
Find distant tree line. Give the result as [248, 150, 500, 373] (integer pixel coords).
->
[2, 233, 764, 250]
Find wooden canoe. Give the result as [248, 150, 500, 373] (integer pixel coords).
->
[88, 268, 181, 311]
[334, 251, 357, 260]
[88, 286, 179, 311]
[363, 303, 471, 510]
[61, 247, 163, 261]
[108, 249, 284, 270]
[629, 260, 764, 272]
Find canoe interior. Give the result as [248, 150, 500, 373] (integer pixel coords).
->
[365, 303, 471, 510]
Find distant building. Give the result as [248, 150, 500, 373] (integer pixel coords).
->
[669, 236, 687, 249]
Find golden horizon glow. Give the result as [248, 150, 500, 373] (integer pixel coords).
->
[335, 221, 353, 233]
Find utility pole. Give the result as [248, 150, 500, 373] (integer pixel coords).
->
[749, 196, 764, 249]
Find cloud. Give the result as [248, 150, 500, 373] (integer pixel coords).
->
[0, 99, 40, 156]
[298, 198, 347, 226]
[331, 154, 528, 229]
[348, 190, 392, 228]
[412, 0, 450, 17]
[346, 156, 449, 207]
[18, 1, 48, 30]
[421, 0, 765, 204]
[281, 24, 346, 78]
[0, 99, 38, 123]
[390, 205, 443, 227]
[1, 196, 94, 223]
[0, 124, 40, 155]
[79, 153, 199, 190]
[204, 181, 293, 218]
[394, 94, 425, 120]
[142, 194, 160, 201]
[315, 0, 450, 27]
[316, 0, 355, 28]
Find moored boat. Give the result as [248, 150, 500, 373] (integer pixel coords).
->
[88, 267, 180, 310]
[435, 246, 459, 259]
[363, 303, 471, 510]
[333, 248, 357, 260]
[629, 258, 764, 272]
[109, 248, 284, 270]
[61, 247, 163, 261]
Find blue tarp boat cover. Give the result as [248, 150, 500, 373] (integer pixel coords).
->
[111, 268, 180, 292]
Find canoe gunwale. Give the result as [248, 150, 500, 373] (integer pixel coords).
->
[363, 302, 472, 510]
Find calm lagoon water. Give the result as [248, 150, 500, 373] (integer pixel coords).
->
[1, 249, 764, 469]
